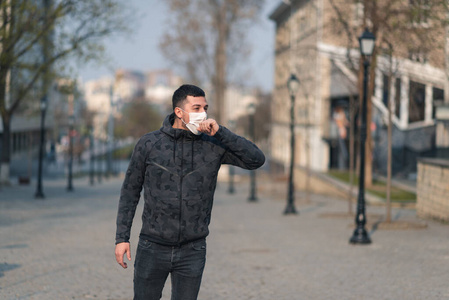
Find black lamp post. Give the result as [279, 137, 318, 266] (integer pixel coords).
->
[97, 137, 103, 184]
[35, 0, 50, 199]
[247, 103, 257, 202]
[107, 86, 114, 178]
[89, 125, 95, 186]
[67, 115, 75, 192]
[35, 95, 48, 199]
[350, 28, 375, 244]
[284, 74, 300, 214]
[228, 119, 236, 194]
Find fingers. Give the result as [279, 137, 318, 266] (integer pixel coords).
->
[198, 119, 218, 136]
[115, 243, 131, 269]
[118, 258, 127, 268]
[115, 251, 127, 268]
[126, 247, 132, 261]
[197, 122, 206, 134]
[198, 122, 211, 134]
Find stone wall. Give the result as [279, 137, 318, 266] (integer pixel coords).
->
[416, 158, 449, 222]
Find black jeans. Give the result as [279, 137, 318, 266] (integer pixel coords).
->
[134, 237, 207, 300]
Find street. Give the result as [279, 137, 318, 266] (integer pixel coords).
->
[1, 174, 448, 300]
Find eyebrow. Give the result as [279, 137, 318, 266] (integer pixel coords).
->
[192, 104, 208, 109]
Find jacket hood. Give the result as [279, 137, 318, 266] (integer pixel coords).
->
[160, 113, 202, 140]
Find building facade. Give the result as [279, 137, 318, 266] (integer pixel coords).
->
[269, 0, 449, 178]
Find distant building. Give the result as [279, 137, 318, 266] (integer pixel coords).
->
[0, 0, 55, 181]
[145, 69, 183, 115]
[83, 69, 184, 139]
[84, 69, 268, 142]
[224, 87, 258, 127]
[115, 69, 146, 102]
[1, 77, 86, 179]
[269, 0, 449, 178]
[84, 77, 115, 141]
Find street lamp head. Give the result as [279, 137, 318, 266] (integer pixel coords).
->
[287, 74, 300, 97]
[247, 102, 256, 116]
[358, 28, 376, 57]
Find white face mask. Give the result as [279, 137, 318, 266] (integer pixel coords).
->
[178, 108, 207, 135]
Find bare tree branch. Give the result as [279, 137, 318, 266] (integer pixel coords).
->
[0, 0, 128, 173]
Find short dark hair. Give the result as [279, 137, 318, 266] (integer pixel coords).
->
[172, 84, 205, 110]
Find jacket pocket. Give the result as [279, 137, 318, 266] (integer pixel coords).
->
[182, 196, 210, 240]
[191, 239, 207, 251]
[146, 197, 180, 242]
[138, 238, 152, 250]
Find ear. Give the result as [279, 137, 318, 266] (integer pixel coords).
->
[174, 107, 183, 119]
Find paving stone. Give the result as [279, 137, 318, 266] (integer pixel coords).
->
[0, 175, 448, 299]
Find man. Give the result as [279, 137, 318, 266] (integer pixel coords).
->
[115, 84, 265, 300]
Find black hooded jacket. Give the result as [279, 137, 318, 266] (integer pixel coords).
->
[115, 113, 265, 246]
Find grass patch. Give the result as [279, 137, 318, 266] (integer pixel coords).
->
[328, 170, 416, 202]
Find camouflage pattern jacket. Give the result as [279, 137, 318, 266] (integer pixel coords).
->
[115, 113, 265, 246]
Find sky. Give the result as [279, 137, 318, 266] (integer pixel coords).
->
[77, 0, 280, 92]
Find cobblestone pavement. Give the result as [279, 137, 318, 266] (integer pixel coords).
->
[1, 174, 448, 300]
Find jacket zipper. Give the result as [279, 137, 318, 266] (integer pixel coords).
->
[150, 162, 176, 175]
[177, 138, 184, 244]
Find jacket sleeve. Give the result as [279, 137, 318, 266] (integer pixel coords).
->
[115, 136, 148, 244]
[214, 125, 265, 170]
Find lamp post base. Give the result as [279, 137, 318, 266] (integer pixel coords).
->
[248, 196, 257, 202]
[349, 227, 371, 244]
[283, 204, 298, 215]
[35, 191, 45, 199]
[248, 169, 257, 201]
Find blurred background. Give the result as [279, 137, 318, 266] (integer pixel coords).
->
[3, 2, 449, 298]
[1, 0, 449, 214]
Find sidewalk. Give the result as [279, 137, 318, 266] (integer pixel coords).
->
[0, 174, 448, 299]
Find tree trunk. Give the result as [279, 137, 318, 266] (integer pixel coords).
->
[213, 3, 227, 125]
[356, 48, 374, 189]
[0, 114, 12, 184]
[0, 66, 12, 183]
[364, 54, 375, 188]
[386, 77, 393, 223]
[305, 95, 310, 204]
[357, 55, 364, 189]
[348, 93, 355, 215]
[386, 46, 394, 223]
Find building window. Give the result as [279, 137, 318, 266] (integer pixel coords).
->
[395, 78, 401, 118]
[409, 80, 426, 123]
[382, 74, 390, 108]
[352, 1, 364, 28]
[432, 87, 444, 119]
[408, 47, 428, 63]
